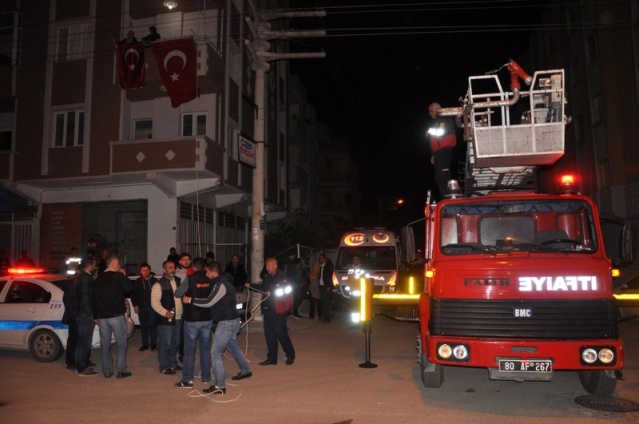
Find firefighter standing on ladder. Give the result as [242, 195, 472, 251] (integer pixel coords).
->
[426, 102, 457, 199]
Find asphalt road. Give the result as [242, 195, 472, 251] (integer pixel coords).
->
[2, 306, 639, 423]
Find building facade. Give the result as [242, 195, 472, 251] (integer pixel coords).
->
[528, 0, 639, 277]
[0, 0, 290, 275]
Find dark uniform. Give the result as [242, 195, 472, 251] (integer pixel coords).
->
[250, 269, 295, 364]
[131, 274, 158, 350]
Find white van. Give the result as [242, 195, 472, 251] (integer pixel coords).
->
[333, 229, 402, 299]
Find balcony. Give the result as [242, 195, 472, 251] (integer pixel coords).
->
[110, 135, 224, 197]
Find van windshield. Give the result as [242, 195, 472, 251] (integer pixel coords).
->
[335, 246, 397, 271]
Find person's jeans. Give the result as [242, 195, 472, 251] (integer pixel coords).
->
[138, 305, 158, 348]
[97, 315, 128, 376]
[75, 314, 95, 372]
[211, 318, 250, 388]
[157, 321, 181, 371]
[183, 320, 212, 383]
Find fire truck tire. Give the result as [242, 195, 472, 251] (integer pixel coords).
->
[577, 370, 617, 395]
[420, 353, 444, 388]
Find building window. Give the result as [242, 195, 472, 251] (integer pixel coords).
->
[53, 110, 84, 147]
[0, 12, 21, 66]
[0, 129, 12, 151]
[585, 33, 598, 64]
[56, 23, 89, 62]
[0, 130, 11, 151]
[218, 211, 243, 229]
[134, 119, 152, 140]
[181, 113, 206, 137]
[180, 201, 213, 224]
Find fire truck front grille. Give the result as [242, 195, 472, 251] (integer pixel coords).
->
[429, 298, 619, 339]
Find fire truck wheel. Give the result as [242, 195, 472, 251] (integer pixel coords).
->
[577, 370, 617, 395]
[420, 352, 444, 388]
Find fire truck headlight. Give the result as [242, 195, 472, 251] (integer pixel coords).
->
[351, 289, 362, 297]
[351, 312, 360, 323]
[598, 348, 614, 364]
[581, 348, 598, 364]
[453, 345, 469, 360]
[438, 344, 452, 359]
[274, 288, 284, 297]
[284, 285, 293, 295]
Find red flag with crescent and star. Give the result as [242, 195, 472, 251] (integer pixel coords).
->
[117, 40, 145, 89]
[151, 37, 198, 107]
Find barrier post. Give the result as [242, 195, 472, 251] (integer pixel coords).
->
[359, 277, 377, 369]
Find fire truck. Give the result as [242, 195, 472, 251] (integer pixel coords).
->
[409, 61, 633, 395]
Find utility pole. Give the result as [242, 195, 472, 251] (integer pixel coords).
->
[245, 1, 325, 317]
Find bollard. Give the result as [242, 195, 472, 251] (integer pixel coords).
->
[359, 277, 377, 368]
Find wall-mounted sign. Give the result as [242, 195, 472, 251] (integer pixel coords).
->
[238, 134, 256, 168]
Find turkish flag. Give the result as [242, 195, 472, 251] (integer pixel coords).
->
[152, 37, 198, 107]
[117, 41, 145, 89]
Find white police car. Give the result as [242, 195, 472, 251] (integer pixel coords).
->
[0, 268, 103, 362]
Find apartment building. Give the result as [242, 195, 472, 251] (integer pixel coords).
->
[528, 0, 639, 276]
[0, 0, 290, 274]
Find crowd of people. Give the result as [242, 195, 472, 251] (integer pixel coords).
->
[60, 247, 335, 395]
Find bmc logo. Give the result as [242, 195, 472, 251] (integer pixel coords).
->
[513, 308, 532, 318]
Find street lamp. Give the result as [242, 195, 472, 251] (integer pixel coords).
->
[163, 1, 178, 10]
[378, 197, 404, 225]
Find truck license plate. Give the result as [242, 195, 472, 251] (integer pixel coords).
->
[499, 359, 552, 372]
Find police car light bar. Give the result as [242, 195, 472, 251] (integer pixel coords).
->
[8, 268, 46, 274]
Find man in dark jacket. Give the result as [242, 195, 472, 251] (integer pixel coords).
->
[92, 256, 132, 378]
[246, 257, 295, 366]
[62, 272, 79, 370]
[173, 258, 212, 388]
[151, 260, 182, 375]
[131, 263, 158, 351]
[224, 254, 247, 292]
[318, 253, 334, 323]
[75, 257, 97, 376]
[184, 261, 252, 395]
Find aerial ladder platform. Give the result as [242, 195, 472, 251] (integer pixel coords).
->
[438, 61, 567, 193]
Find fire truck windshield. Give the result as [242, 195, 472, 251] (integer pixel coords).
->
[439, 199, 598, 254]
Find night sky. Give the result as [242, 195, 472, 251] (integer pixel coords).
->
[288, 0, 551, 223]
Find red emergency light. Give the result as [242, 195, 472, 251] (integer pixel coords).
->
[559, 174, 578, 194]
[8, 267, 46, 274]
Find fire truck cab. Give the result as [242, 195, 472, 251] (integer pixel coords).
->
[410, 62, 633, 396]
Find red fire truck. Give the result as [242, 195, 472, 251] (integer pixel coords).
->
[410, 61, 633, 395]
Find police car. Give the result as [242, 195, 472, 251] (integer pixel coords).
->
[0, 268, 103, 362]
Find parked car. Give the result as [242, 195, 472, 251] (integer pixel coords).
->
[0, 268, 133, 362]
